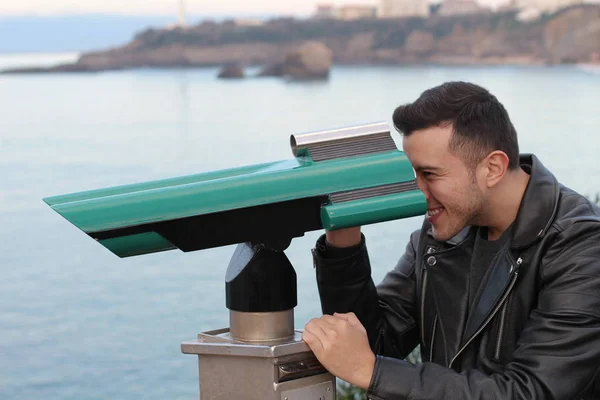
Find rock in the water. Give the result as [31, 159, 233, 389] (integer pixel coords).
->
[257, 62, 286, 77]
[217, 64, 245, 79]
[258, 41, 332, 79]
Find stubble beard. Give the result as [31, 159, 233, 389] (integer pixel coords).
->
[432, 183, 485, 242]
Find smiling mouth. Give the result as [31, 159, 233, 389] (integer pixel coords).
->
[426, 208, 443, 218]
[426, 208, 444, 222]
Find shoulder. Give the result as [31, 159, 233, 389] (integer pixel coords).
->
[536, 187, 600, 319]
[540, 185, 600, 277]
[550, 185, 600, 235]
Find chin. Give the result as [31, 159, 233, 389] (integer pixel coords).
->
[431, 228, 450, 242]
[433, 234, 453, 242]
[431, 226, 463, 242]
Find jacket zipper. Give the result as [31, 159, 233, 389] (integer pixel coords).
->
[494, 299, 509, 361]
[449, 257, 522, 369]
[429, 314, 438, 362]
[420, 267, 429, 347]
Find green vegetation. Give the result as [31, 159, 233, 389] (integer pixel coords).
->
[133, 12, 528, 51]
[337, 380, 367, 400]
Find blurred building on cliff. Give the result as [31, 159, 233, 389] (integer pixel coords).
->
[314, 4, 337, 18]
[312, 0, 597, 21]
[378, 0, 431, 18]
[335, 4, 378, 19]
[234, 18, 265, 26]
[500, 0, 590, 21]
[437, 0, 489, 15]
[514, 0, 585, 13]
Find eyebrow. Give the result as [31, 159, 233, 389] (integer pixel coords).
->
[414, 166, 443, 172]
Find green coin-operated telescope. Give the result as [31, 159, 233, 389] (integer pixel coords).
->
[44, 121, 426, 400]
[43, 121, 425, 258]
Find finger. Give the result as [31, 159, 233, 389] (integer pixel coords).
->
[321, 314, 343, 326]
[334, 312, 363, 327]
[333, 312, 350, 321]
[305, 318, 330, 343]
[322, 314, 352, 334]
[311, 317, 339, 335]
[301, 330, 323, 354]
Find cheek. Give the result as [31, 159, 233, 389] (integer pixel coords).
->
[427, 181, 449, 202]
[429, 181, 468, 208]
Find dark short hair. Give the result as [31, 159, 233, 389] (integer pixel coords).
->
[393, 81, 520, 170]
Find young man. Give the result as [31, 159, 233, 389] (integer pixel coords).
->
[302, 82, 600, 399]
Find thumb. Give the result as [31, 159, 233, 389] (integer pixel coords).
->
[334, 312, 362, 327]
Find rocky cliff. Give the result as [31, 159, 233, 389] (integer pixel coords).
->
[3, 5, 599, 73]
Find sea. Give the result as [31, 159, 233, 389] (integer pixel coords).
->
[1, 52, 599, 400]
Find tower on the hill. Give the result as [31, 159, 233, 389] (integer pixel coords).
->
[178, 0, 187, 28]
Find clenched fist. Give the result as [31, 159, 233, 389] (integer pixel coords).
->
[302, 312, 376, 389]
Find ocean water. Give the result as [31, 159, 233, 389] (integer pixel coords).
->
[1, 54, 599, 399]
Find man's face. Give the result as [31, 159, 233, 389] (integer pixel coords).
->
[402, 124, 486, 242]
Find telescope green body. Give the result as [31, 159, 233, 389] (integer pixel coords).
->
[44, 122, 426, 257]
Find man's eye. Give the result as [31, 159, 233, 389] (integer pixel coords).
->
[422, 171, 433, 178]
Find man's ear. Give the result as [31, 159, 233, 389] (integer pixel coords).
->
[481, 151, 510, 189]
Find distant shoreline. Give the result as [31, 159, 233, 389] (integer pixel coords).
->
[2, 5, 599, 75]
[0, 52, 80, 72]
[2, 52, 599, 75]
[6, 62, 600, 77]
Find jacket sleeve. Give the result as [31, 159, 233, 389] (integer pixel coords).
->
[314, 230, 421, 359]
[366, 222, 600, 400]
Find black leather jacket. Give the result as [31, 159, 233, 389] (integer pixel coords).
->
[313, 154, 600, 399]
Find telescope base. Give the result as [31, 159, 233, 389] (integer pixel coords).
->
[229, 310, 295, 342]
[181, 328, 336, 400]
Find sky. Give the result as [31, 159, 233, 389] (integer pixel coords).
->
[1, 0, 353, 16]
[0, 0, 506, 16]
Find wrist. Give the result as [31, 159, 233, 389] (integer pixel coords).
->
[353, 352, 376, 390]
[325, 227, 362, 248]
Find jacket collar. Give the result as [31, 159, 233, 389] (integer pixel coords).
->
[510, 154, 560, 250]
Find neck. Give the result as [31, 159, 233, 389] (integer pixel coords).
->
[484, 168, 530, 241]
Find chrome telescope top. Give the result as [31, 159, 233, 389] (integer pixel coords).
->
[290, 121, 397, 162]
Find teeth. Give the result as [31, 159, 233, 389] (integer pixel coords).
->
[427, 208, 443, 217]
